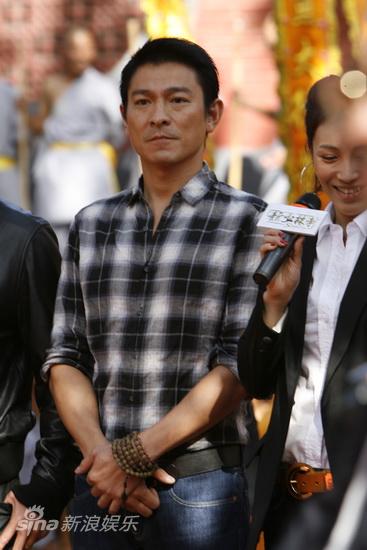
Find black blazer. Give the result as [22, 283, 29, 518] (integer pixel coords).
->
[238, 236, 367, 550]
[276, 400, 367, 550]
[0, 200, 79, 518]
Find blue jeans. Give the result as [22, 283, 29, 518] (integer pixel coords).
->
[70, 467, 249, 550]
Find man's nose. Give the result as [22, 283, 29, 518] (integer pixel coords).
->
[150, 100, 170, 126]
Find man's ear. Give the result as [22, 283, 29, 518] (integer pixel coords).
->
[120, 104, 127, 123]
[206, 99, 224, 134]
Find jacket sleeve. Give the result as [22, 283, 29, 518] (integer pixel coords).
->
[12, 223, 80, 520]
[237, 290, 286, 399]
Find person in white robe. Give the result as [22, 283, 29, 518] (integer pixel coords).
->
[31, 27, 123, 249]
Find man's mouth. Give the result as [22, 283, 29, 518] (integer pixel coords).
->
[148, 135, 175, 141]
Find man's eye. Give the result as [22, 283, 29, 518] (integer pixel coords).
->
[171, 97, 189, 103]
[135, 98, 149, 106]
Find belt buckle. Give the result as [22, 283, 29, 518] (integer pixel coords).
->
[286, 462, 313, 500]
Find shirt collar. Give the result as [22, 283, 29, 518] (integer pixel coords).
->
[127, 177, 145, 206]
[318, 202, 367, 240]
[350, 209, 367, 237]
[317, 203, 334, 242]
[127, 163, 215, 207]
[179, 163, 216, 205]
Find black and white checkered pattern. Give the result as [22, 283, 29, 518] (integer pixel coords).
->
[43, 164, 266, 449]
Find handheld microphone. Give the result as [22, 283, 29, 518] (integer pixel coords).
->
[253, 192, 322, 288]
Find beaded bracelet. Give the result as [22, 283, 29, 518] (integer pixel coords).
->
[112, 432, 158, 478]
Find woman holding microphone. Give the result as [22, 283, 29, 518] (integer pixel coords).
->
[238, 74, 367, 549]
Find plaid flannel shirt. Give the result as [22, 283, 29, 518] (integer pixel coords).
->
[43, 164, 266, 450]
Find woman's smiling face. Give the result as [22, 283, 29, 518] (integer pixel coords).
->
[312, 100, 367, 228]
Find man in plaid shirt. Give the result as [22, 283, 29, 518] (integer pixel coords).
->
[43, 37, 265, 549]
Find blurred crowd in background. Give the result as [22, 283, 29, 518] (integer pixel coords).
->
[0, 0, 292, 254]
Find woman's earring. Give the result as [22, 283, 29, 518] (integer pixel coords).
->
[300, 162, 320, 192]
[300, 163, 312, 187]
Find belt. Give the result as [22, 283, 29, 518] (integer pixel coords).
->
[0, 156, 16, 170]
[158, 445, 241, 479]
[280, 462, 334, 500]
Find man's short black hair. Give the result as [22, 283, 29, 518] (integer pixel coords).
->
[120, 37, 219, 112]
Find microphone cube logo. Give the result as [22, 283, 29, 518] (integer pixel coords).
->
[266, 209, 315, 229]
[257, 204, 328, 236]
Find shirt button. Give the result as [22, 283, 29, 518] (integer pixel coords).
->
[129, 395, 134, 402]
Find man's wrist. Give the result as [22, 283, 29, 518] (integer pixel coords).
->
[111, 432, 158, 478]
[138, 430, 164, 462]
[80, 434, 109, 457]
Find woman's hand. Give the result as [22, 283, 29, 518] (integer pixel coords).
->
[260, 230, 304, 328]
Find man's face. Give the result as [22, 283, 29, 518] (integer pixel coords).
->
[122, 62, 222, 172]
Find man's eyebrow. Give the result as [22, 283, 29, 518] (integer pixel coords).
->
[131, 86, 193, 96]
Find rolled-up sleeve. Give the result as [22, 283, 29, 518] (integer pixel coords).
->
[211, 208, 263, 378]
[42, 219, 94, 381]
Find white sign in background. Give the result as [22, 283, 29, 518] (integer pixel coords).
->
[257, 204, 328, 236]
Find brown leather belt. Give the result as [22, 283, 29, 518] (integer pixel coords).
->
[281, 462, 334, 500]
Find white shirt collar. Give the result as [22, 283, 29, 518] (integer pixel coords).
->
[318, 203, 367, 242]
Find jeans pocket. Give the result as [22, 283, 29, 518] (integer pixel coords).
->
[168, 489, 238, 508]
[151, 468, 248, 549]
[167, 468, 244, 508]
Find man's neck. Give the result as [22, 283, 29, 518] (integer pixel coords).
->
[142, 161, 203, 233]
[143, 160, 202, 198]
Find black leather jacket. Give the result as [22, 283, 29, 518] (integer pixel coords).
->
[0, 201, 79, 518]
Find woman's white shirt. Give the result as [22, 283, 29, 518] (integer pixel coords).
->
[282, 204, 367, 468]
